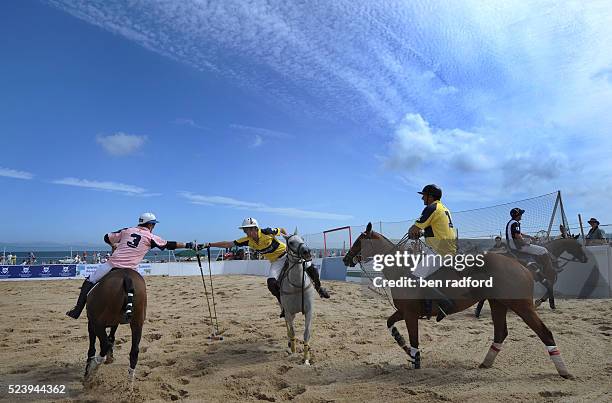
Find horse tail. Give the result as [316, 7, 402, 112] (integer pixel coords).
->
[123, 271, 135, 322]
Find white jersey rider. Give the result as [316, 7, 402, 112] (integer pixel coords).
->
[66, 213, 198, 319]
[206, 218, 330, 317]
[505, 207, 555, 276]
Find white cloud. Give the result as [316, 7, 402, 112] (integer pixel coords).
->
[230, 124, 293, 139]
[179, 192, 353, 220]
[96, 132, 147, 156]
[174, 118, 208, 130]
[382, 113, 492, 173]
[381, 113, 572, 199]
[251, 135, 263, 148]
[52, 177, 159, 196]
[0, 167, 34, 180]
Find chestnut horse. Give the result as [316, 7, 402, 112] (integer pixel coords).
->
[84, 268, 146, 385]
[343, 223, 572, 378]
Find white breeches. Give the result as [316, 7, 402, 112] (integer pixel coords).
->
[268, 254, 287, 279]
[87, 262, 113, 283]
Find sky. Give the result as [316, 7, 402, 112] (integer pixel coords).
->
[1, 0, 611, 245]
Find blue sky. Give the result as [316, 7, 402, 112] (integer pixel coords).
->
[1, 0, 611, 245]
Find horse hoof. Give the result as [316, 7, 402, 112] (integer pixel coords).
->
[479, 363, 491, 369]
[560, 373, 574, 380]
[104, 355, 114, 365]
[303, 360, 311, 366]
[84, 356, 105, 379]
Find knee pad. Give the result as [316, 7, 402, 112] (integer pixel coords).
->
[267, 278, 280, 297]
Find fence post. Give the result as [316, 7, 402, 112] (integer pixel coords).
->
[578, 214, 586, 246]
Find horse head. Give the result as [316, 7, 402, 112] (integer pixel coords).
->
[284, 228, 312, 261]
[342, 222, 395, 267]
[547, 237, 589, 264]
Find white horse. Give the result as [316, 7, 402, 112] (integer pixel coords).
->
[279, 229, 316, 365]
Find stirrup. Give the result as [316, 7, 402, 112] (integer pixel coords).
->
[436, 306, 448, 322]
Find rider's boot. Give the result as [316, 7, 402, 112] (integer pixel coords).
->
[66, 279, 94, 319]
[537, 255, 556, 309]
[429, 286, 455, 322]
[267, 278, 284, 318]
[304, 263, 330, 298]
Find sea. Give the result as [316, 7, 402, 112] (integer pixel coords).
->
[0, 249, 180, 265]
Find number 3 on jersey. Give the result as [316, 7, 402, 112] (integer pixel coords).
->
[127, 233, 142, 248]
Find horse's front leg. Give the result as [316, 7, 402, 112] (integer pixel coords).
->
[404, 310, 421, 369]
[284, 312, 297, 355]
[303, 309, 313, 365]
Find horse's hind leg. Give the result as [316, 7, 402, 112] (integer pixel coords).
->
[303, 309, 313, 365]
[480, 300, 507, 368]
[508, 301, 572, 378]
[284, 313, 297, 355]
[105, 325, 118, 364]
[84, 321, 99, 379]
[85, 321, 106, 380]
[128, 321, 143, 382]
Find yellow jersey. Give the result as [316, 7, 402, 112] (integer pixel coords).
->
[234, 227, 287, 262]
[414, 200, 457, 256]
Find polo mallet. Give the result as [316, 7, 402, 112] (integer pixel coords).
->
[206, 245, 223, 340]
[194, 242, 223, 341]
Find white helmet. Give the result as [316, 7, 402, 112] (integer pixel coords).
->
[138, 212, 159, 225]
[238, 217, 259, 229]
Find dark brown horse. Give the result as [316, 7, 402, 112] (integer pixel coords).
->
[535, 238, 589, 307]
[84, 268, 146, 384]
[343, 223, 572, 378]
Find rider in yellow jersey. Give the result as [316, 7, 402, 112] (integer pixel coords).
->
[408, 184, 457, 321]
[207, 218, 330, 317]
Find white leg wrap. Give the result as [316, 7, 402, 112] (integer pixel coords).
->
[481, 342, 502, 368]
[546, 346, 570, 376]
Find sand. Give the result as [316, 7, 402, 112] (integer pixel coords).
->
[0, 275, 610, 402]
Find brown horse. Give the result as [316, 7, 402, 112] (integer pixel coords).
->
[343, 223, 572, 378]
[84, 268, 146, 384]
[535, 238, 589, 307]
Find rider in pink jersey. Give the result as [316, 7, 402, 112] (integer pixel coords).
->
[66, 212, 201, 319]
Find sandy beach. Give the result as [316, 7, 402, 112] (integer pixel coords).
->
[0, 275, 610, 402]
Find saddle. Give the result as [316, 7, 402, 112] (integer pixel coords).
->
[502, 250, 546, 282]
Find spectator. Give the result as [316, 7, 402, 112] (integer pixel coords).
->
[488, 236, 508, 254]
[11, 254, 16, 265]
[558, 225, 569, 239]
[585, 218, 606, 245]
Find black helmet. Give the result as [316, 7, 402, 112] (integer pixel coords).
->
[510, 207, 525, 218]
[418, 184, 442, 200]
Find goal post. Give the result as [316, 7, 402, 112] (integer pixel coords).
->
[323, 226, 352, 257]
